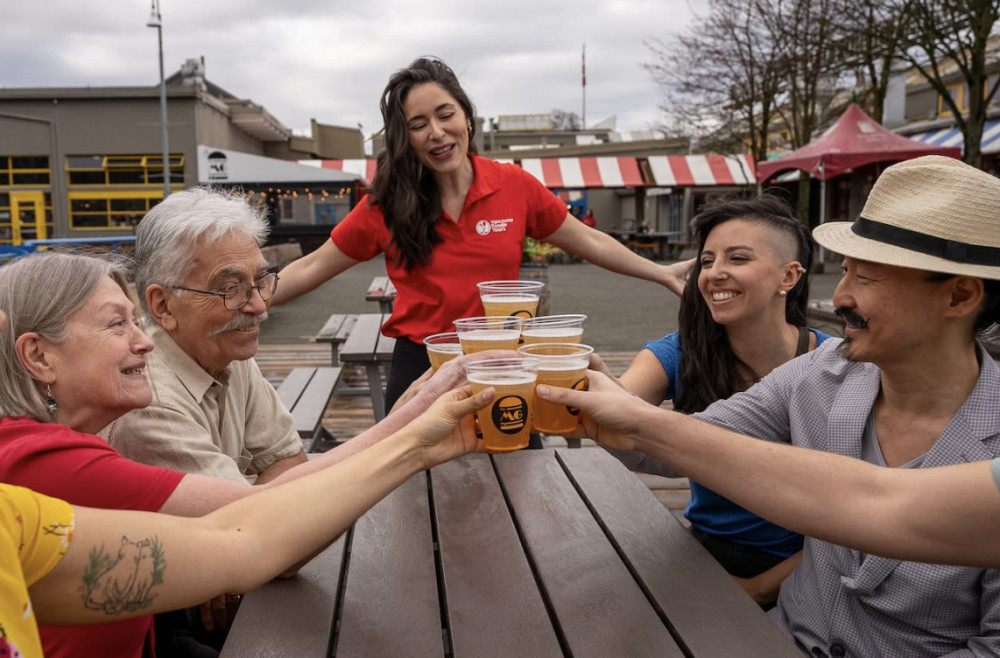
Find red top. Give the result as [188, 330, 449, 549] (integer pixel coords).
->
[0, 416, 185, 658]
[332, 155, 567, 342]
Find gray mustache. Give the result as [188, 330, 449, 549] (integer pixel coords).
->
[209, 310, 268, 336]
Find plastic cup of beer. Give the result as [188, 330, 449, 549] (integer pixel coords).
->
[423, 332, 463, 371]
[516, 343, 593, 435]
[453, 316, 524, 354]
[520, 314, 587, 347]
[464, 357, 539, 451]
[477, 280, 545, 319]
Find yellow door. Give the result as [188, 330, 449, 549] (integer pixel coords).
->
[9, 191, 47, 245]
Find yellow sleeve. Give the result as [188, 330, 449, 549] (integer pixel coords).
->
[0, 483, 75, 658]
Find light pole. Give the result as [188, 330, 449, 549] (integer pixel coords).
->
[147, 0, 170, 197]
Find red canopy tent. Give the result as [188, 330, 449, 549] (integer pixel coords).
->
[755, 103, 961, 184]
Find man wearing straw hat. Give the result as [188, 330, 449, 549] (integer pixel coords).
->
[543, 155, 1000, 656]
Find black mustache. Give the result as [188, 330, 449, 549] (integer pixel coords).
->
[834, 307, 869, 329]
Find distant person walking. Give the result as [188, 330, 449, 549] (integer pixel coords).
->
[581, 209, 597, 228]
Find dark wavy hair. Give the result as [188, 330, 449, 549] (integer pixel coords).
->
[369, 57, 478, 271]
[674, 195, 813, 414]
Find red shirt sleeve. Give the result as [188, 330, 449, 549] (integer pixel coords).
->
[0, 418, 184, 513]
[517, 167, 570, 240]
[331, 196, 390, 262]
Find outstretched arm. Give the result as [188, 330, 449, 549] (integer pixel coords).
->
[538, 373, 1000, 568]
[270, 240, 360, 305]
[29, 386, 493, 625]
[542, 215, 694, 296]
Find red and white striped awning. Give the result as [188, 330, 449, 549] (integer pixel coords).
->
[647, 155, 756, 187]
[519, 157, 644, 188]
[299, 159, 378, 185]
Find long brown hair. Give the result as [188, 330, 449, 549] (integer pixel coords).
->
[370, 57, 478, 271]
[675, 195, 812, 413]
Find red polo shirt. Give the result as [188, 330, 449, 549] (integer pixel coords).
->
[331, 156, 567, 342]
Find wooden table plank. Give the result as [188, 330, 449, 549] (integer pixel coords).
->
[431, 455, 563, 657]
[275, 367, 313, 410]
[334, 473, 443, 657]
[339, 313, 384, 360]
[220, 537, 346, 658]
[289, 367, 341, 439]
[557, 449, 802, 658]
[494, 451, 685, 658]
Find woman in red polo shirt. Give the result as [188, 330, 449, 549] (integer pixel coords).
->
[274, 57, 689, 409]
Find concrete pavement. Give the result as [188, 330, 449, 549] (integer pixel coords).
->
[261, 256, 844, 352]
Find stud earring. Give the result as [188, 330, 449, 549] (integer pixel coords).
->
[44, 383, 58, 415]
[778, 290, 787, 297]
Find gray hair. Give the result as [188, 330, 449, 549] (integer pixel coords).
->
[0, 252, 130, 420]
[133, 187, 270, 314]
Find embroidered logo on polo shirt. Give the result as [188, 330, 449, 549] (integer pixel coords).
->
[476, 218, 514, 235]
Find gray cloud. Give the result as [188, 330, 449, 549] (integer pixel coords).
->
[2, 0, 691, 144]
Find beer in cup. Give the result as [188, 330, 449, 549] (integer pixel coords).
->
[516, 343, 593, 434]
[453, 316, 523, 354]
[476, 280, 544, 319]
[464, 358, 539, 451]
[423, 332, 462, 371]
[520, 314, 587, 347]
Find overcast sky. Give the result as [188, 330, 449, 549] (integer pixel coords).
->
[1, 0, 694, 147]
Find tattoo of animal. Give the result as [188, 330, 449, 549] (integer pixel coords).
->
[81, 536, 166, 615]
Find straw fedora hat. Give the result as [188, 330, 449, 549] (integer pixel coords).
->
[813, 155, 1000, 280]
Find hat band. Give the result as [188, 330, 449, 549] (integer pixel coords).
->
[852, 217, 1000, 267]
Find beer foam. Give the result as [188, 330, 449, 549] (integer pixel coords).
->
[481, 294, 538, 302]
[521, 328, 582, 339]
[468, 373, 537, 385]
[460, 329, 521, 341]
[537, 361, 588, 371]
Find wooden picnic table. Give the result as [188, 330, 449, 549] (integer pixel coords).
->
[338, 313, 396, 421]
[221, 448, 800, 658]
[366, 276, 397, 313]
[606, 230, 688, 260]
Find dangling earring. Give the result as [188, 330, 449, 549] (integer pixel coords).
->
[778, 290, 787, 297]
[44, 383, 58, 415]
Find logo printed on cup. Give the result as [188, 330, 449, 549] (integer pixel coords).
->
[493, 395, 528, 434]
[567, 377, 587, 416]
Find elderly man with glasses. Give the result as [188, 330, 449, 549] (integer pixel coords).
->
[101, 188, 309, 656]
[104, 188, 307, 487]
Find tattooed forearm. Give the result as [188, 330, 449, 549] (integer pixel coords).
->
[81, 535, 166, 615]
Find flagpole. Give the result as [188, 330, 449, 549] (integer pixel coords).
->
[582, 42, 586, 129]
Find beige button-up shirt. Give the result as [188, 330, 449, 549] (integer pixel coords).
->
[103, 325, 302, 484]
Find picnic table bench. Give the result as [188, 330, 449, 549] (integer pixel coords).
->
[365, 276, 397, 313]
[222, 448, 800, 658]
[314, 313, 358, 367]
[275, 366, 342, 452]
[338, 313, 396, 421]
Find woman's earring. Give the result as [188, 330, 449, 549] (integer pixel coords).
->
[44, 383, 58, 414]
[778, 290, 787, 297]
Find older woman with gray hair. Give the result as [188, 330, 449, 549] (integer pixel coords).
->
[0, 251, 490, 658]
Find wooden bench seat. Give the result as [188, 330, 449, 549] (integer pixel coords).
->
[339, 313, 396, 422]
[365, 276, 397, 313]
[314, 313, 358, 366]
[276, 366, 342, 452]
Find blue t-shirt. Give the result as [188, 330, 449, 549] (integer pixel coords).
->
[642, 328, 832, 557]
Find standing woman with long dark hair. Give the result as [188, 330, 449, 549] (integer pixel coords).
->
[616, 195, 832, 607]
[273, 57, 689, 409]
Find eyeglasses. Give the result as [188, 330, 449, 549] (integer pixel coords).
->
[172, 272, 279, 311]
